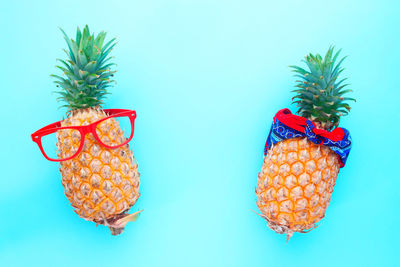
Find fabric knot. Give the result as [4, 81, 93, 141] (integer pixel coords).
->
[304, 120, 323, 145]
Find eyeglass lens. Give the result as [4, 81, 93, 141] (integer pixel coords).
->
[95, 115, 132, 147]
[41, 128, 82, 160]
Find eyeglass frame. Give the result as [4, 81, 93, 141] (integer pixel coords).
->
[31, 109, 137, 162]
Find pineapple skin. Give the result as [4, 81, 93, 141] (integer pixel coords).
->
[57, 108, 140, 225]
[256, 137, 340, 237]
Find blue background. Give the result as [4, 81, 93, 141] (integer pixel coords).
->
[1, 1, 399, 266]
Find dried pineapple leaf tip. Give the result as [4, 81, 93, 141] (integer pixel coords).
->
[113, 209, 144, 227]
[286, 232, 293, 243]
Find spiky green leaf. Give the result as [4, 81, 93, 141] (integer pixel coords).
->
[290, 46, 355, 130]
[53, 25, 117, 110]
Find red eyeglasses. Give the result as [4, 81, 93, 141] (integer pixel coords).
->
[31, 109, 136, 162]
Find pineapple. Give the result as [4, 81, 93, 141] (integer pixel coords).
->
[52, 25, 141, 235]
[255, 47, 354, 241]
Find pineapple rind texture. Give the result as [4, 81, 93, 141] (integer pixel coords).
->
[256, 137, 340, 235]
[57, 108, 140, 224]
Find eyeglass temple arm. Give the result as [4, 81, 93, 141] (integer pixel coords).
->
[103, 109, 136, 117]
[31, 120, 62, 140]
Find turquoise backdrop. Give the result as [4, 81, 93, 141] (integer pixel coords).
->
[1, 0, 399, 266]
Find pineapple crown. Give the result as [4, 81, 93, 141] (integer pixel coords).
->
[290, 46, 355, 130]
[52, 25, 117, 110]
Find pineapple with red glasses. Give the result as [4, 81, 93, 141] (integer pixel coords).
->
[31, 26, 141, 235]
[255, 47, 354, 241]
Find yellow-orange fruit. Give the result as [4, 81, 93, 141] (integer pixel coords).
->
[255, 137, 340, 239]
[57, 108, 140, 232]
